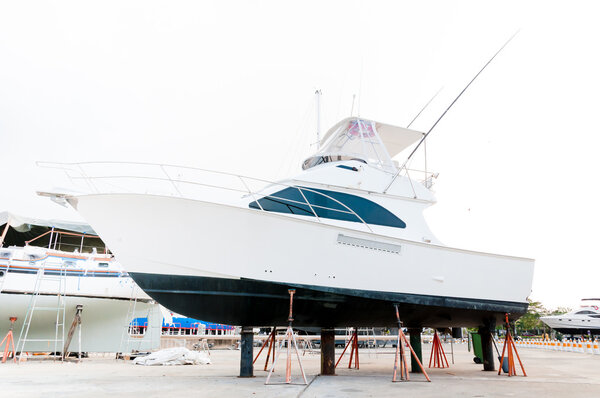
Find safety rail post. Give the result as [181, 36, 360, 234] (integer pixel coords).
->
[160, 164, 183, 197]
[296, 188, 321, 221]
[238, 176, 263, 211]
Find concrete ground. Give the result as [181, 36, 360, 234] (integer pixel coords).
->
[1, 343, 599, 397]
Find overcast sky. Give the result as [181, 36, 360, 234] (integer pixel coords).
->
[1, 1, 599, 310]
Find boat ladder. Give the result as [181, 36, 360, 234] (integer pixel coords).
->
[118, 284, 151, 356]
[16, 259, 67, 361]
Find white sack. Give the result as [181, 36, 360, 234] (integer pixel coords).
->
[133, 347, 211, 366]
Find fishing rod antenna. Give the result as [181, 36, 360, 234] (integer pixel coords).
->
[384, 30, 520, 194]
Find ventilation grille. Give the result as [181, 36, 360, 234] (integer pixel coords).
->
[337, 234, 401, 254]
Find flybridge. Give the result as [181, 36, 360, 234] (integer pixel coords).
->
[302, 117, 424, 174]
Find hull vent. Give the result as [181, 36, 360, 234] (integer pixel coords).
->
[337, 234, 401, 255]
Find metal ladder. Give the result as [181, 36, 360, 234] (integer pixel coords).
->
[16, 258, 67, 361]
[118, 283, 147, 356]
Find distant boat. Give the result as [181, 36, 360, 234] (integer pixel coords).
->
[40, 117, 534, 328]
[0, 211, 161, 353]
[540, 299, 600, 336]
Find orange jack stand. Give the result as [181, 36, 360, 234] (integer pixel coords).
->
[392, 305, 431, 382]
[498, 314, 526, 377]
[335, 328, 359, 369]
[1, 317, 17, 364]
[265, 290, 307, 385]
[253, 327, 277, 371]
[429, 331, 449, 368]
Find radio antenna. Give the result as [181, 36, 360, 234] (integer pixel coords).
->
[315, 89, 322, 149]
[384, 31, 519, 193]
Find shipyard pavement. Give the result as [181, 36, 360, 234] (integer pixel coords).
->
[1, 342, 599, 397]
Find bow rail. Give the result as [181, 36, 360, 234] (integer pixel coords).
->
[38, 161, 373, 233]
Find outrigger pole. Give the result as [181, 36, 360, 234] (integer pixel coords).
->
[384, 31, 519, 193]
[406, 87, 443, 129]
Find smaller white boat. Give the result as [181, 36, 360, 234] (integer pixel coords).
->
[0, 211, 161, 353]
[540, 299, 600, 336]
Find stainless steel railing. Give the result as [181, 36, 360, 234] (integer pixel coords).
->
[38, 161, 374, 232]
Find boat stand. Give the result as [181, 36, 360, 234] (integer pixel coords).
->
[392, 305, 430, 382]
[498, 314, 526, 377]
[335, 328, 359, 369]
[63, 305, 83, 361]
[253, 327, 277, 371]
[1, 317, 17, 364]
[265, 290, 307, 385]
[429, 331, 449, 368]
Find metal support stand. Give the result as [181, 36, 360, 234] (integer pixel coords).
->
[1, 317, 17, 364]
[335, 328, 359, 369]
[253, 327, 276, 371]
[429, 331, 449, 368]
[265, 290, 307, 385]
[408, 328, 423, 373]
[63, 305, 83, 361]
[498, 314, 526, 377]
[479, 322, 495, 371]
[392, 305, 430, 382]
[239, 326, 254, 377]
[320, 328, 335, 375]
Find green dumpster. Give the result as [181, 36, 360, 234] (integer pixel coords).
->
[470, 332, 483, 364]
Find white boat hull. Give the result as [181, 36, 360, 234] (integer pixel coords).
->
[0, 293, 161, 353]
[69, 193, 534, 328]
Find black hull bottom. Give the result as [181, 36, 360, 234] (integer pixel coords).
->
[130, 272, 528, 328]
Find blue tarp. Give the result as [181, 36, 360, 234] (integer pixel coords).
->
[131, 316, 234, 331]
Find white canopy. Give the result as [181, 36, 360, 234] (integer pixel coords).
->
[0, 211, 95, 235]
[303, 117, 424, 172]
[319, 117, 424, 159]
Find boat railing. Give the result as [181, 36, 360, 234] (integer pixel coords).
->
[38, 161, 374, 233]
[404, 168, 438, 190]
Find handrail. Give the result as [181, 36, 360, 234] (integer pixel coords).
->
[25, 229, 101, 245]
[38, 161, 375, 233]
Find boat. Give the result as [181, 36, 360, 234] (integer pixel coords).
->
[540, 299, 600, 336]
[0, 211, 161, 353]
[39, 117, 535, 328]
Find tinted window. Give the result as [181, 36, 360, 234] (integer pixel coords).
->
[575, 311, 596, 315]
[249, 187, 406, 229]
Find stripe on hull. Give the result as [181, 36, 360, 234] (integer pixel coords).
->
[130, 272, 528, 328]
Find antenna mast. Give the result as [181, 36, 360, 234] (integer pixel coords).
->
[384, 31, 519, 193]
[315, 89, 322, 149]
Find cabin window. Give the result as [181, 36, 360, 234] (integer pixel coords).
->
[249, 186, 406, 229]
[589, 315, 600, 318]
[98, 262, 109, 268]
[575, 310, 595, 315]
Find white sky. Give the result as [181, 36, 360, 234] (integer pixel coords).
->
[1, 1, 599, 310]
